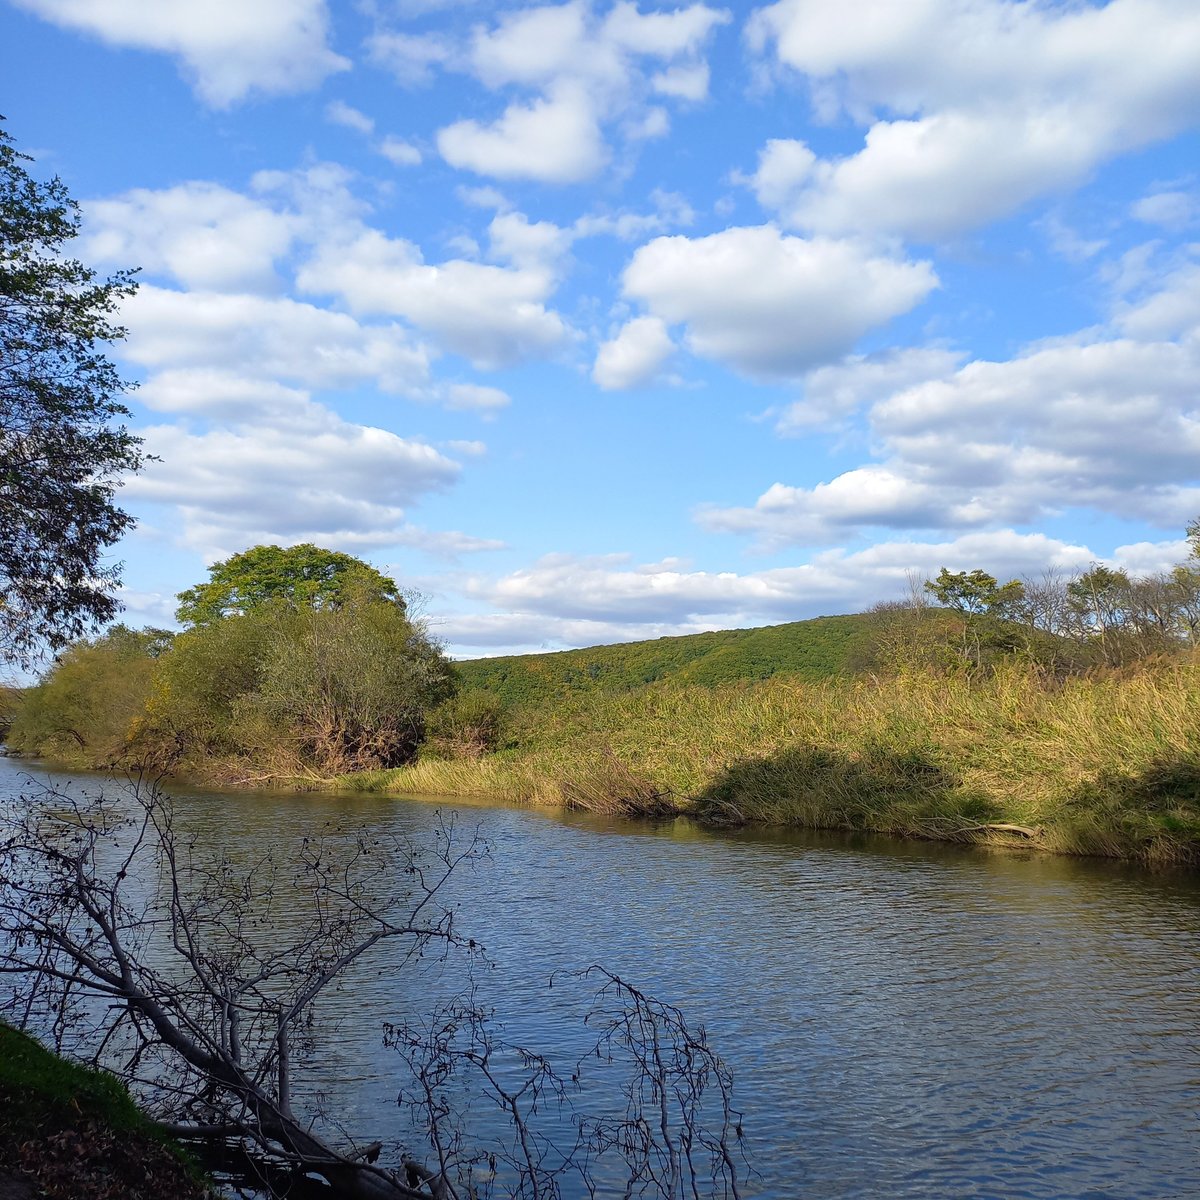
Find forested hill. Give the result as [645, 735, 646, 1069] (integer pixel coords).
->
[452, 613, 876, 707]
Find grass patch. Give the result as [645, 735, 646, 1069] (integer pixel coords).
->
[0, 1022, 214, 1199]
[345, 658, 1200, 866]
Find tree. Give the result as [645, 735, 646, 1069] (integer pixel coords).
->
[924, 568, 1025, 668]
[5, 624, 171, 765]
[0, 120, 143, 668]
[176, 543, 405, 628]
[145, 596, 454, 782]
[1066, 565, 1132, 667]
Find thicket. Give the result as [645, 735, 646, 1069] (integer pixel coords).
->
[7, 547, 456, 784]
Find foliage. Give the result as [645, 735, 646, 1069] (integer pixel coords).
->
[11, 543, 453, 781]
[175, 542, 405, 628]
[0, 120, 143, 667]
[455, 614, 875, 709]
[146, 598, 454, 780]
[425, 688, 506, 759]
[6, 625, 170, 766]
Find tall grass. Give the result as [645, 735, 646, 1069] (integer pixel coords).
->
[347, 658, 1200, 865]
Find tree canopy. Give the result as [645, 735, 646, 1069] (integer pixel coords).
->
[175, 542, 405, 627]
[0, 120, 143, 667]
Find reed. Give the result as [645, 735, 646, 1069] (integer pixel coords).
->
[340, 657, 1200, 864]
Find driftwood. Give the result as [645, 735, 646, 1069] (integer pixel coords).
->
[953, 821, 1043, 839]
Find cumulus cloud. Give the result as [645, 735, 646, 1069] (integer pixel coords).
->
[439, 82, 608, 183]
[296, 227, 572, 369]
[82, 182, 299, 293]
[434, 0, 729, 182]
[1115, 257, 1200, 339]
[86, 167, 576, 374]
[451, 531, 1131, 642]
[703, 330, 1200, 548]
[745, 0, 1200, 239]
[14, 0, 347, 106]
[125, 397, 462, 556]
[123, 285, 432, 394]
[592, 316, 675, 389]
[776, 346, 964, 429]
[621, 225, 937, 378]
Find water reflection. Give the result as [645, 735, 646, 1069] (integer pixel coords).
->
[2, 754, 1199, 1199]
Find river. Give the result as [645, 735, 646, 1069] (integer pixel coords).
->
[2, 753, 1198, 1199]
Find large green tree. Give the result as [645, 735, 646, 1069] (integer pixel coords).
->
[176, 542, 405, 627]
[0, 121, 143, 667]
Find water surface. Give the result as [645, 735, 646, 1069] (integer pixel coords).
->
[3, 755, 1198, 1199]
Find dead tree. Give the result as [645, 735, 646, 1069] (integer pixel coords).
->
[0, 777, 473, 1198]
[386, 969, 746, 1200]
[0, 778, 747, 1199]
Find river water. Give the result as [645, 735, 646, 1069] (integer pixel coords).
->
[2, 753, 1198, 1199]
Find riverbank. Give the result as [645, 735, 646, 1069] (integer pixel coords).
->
[340, 659, 1200, 867]
[0, 1023, 213, 1200]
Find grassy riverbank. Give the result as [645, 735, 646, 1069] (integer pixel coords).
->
[342, 658, 1200, 867]
[0, 1023, 213, 1199]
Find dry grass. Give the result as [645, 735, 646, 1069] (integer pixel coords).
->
[340, 658, 1200, 865]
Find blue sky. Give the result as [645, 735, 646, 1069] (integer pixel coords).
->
[4, 0, 1200, 658]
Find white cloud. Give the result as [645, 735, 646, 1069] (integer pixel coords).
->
[123, 285, 432, 395]
[703, 329, 1200, 548]
[136, 369, 312, 421]
[592, 316, 675, 389]
[83, 182, 298, 292]
[296, 227, 572, 369]
[1132, 189, 1199, 230]
[444, 383, 512, 412]
[378, 135, 423, 166]
[454, 532, 1122, 635]
[1116, 258, 1200, 339]
[777, 346, 964, 430]
[367, 29, 455, 86]
[621, 225, 937, 378]
[126, 399, 461, 556]
[435, 0, 729, 183]
[651, 62, 710, 101]
[746, 0, 1200, 239]
[439, 83, 608, 183]
[14, 0, 347, 106]
[325, 99, 375, 135]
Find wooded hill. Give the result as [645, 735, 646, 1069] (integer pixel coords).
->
[453, 613, 879, 706]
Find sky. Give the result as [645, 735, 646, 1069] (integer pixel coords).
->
[3, 0, 1200, 660]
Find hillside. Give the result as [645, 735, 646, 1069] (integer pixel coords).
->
[453, 613, 877, 707]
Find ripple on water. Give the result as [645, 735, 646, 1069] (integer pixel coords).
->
[2, 757, 1199, 1199]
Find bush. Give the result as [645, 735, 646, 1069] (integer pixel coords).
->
[7, 626, 170, 765]
[145, 599, 454, 781]
[425, 689, 505, 759]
